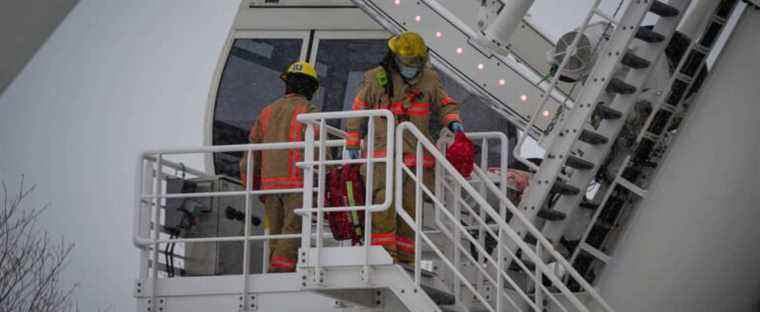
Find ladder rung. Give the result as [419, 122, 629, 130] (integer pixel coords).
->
[616, 177, 646, 197]
[566, 155, 595, 170]
[621, 51, 651, 69]
[552, 180, 581, 196]
[595, 104, 623, 120]
[537, 209, 567, 221]
[580, 242, 612, 263]
[635, 28, 666, 43]
[579, 200, 599, 210]
[606, 78, 637, 95]
[660, 103, 677, 113]
[694, 44, 711, 55]
[643, 131, 659, 141]
[676, 73, 693, 83]
[579, 128, 609, 145]
[649, 0, 681, 17]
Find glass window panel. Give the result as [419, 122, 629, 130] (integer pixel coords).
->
[212, 38, 303, 178]
[312, 39, 387, 129]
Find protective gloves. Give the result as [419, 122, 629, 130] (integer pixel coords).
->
[347, 149, 361, 160]
[449, 121, 465, 133]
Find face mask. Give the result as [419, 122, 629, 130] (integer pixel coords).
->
[399, 65, 420, 80]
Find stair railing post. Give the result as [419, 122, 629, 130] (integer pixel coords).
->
[453, 182, 462, 304]
[300, 126, 315, 275]
[414, 142, 424, 286]
[496, 226, 504, 312]
[149, 154, 162, 312]
[364, 116, 376, 283]
[313, 119, 329, 285]
[534, 243, 544, 312]
[242, 147, 253, 307]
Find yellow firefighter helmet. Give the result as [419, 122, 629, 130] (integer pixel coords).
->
[281, 61, 319, 82]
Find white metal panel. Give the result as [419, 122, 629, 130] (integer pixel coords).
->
[235, 7, 383, 31]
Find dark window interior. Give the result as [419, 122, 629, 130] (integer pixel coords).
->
[212, 38, 303, 179]
[211, 35, 515, 177]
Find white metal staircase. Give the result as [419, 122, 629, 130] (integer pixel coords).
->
[133, 110, 612, 311]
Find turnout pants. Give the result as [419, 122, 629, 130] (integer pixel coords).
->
[262, 193, 302, 273]
[369, 164, 432, 265]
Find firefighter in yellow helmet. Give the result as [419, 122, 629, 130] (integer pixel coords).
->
[240, 61, 321, 272]
[345, 32, 464, 265]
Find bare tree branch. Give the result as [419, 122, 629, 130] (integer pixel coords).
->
[0, 177, 79, 312]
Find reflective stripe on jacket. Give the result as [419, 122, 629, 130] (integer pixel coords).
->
[345, 66, 461, 167]
[240, 94, 320, 190]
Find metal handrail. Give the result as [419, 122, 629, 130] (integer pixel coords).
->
[296, 109, 396, 284]
[436, 131, 509, 298]
[396, 122, 614, 312]
[132, 110, 615, 311]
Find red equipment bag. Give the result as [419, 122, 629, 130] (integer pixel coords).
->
[325, 164, 365, 245]
[446, 132, 476, 178]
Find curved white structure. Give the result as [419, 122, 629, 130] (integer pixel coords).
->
[0, 0, 758, 311]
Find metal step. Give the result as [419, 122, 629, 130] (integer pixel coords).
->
[537, 209, 567, 221]
[399, 264, 455, 306]
[566, 155, 595, 170]
[399, 263, 437, 278]
[552, 180, 581, 196]
[635, 28, 666, 43]
[421, 284, 456, 306]
[616, 177, 647, 197]
[650, 0, 680, 17]
[580, 242, 612, 263]
[579, 128, 609, 145]
[621, 51, 651, 69]
[579, 200, 599, 210]
[606, 78, 637, 94]
[594, 104, 623, 120]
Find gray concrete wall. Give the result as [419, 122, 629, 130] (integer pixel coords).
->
[0, 0, 79, 95]
[597, 7, 760, 312]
